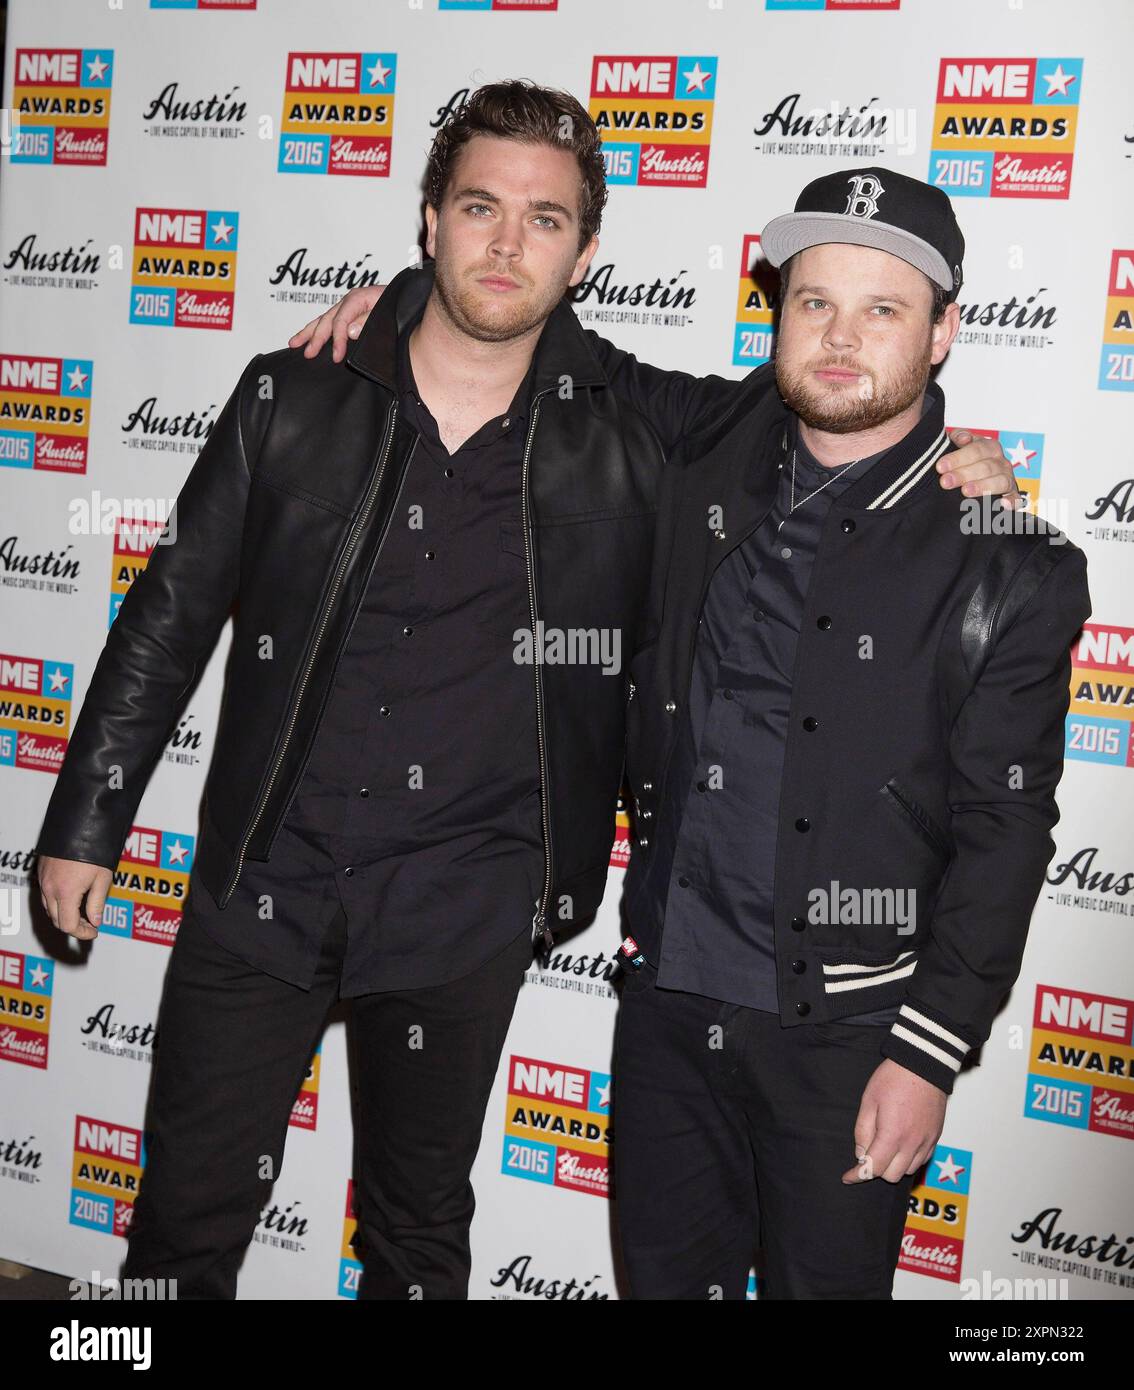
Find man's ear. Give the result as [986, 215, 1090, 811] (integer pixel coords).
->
[569, 233, 599, 288]
[424, 204, 438, 260]
[930, 301, 961, 365]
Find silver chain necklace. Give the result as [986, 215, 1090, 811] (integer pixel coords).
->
[775, 447, 862, 534]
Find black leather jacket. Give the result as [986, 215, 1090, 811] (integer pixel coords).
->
[35, 263, 664, 948]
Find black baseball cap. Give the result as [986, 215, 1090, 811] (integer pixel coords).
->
[760, 167, 965, 300]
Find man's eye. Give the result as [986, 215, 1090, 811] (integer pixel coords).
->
[873, 305, 895, 317]
[467, 204, 491, 216]
[804, 298, 827, 310]
[533, 215, 558, 229]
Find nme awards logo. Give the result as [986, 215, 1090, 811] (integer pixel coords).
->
[0, 654, 73, 774]
[589, 55, 717, 189]
[1100, 249, 1134, 392]
[101, 825, 194, 947]
[767, 0, 899, 8]
[109, 514, 166, 627]
[0, 355, 92, 473]
[339, 1180, 361, 1297]
[279, 51, 397, 177]
[291, 1040, 322, 1131]
[735, 235, 774, 368]
[1067, 624, 1134, 769]
[611, 787, 631, 870]
[899, 1145, 971, 1282]
[71, 1115, 143, 1237]
[1026, 985, 1134, 1141]
[131, 207, 238, 330]
[929, 57, 1082, 199]
[0, 950, 53, 1070]
[440, 0, 557, 8]
[502, 1055, 611, 1197]
[11, 48, 113, 166]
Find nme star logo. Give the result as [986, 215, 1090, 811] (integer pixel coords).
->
[953, 427, 1043, 510]
[1026, 985, 1134, 1140]
[735, 235, 774, 368]
[0, 950, 53, 1070]
[1100, 250, 1134, 392]
[70, 1115, 144, 1237]
[899, 1144, 971, 1282]
[0, 653, 73, 774]
[131, 207, 238, 330]
[109, 514, 167, 627]
[279, 51, 397, 177]
[100, 826, 195, 946]
[929, 57, 1083, 199]
[339, 1179, 361, 1297]
[502, 1055, 612, 1197]
[11, 48, 113, 166]
[1067, 624, 1134, 769]
[0, 355, 92, 474]
[589, 55, 717, 189]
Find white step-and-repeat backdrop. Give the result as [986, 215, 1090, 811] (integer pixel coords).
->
[1, 0, 1131, 1301]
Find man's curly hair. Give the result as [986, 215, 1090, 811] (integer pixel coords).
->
[424, 79, 608, 253]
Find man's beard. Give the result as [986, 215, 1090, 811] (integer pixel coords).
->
[433, 256, 561, 343]
[775, 337, 933, 434]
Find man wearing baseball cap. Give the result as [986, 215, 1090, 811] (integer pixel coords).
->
[289, 160, 1065, 1299]
[601, 166, 1089, 1297]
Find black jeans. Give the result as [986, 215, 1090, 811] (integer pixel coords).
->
[120, 897, 532, 1299]
[612, 963, 919, 1299]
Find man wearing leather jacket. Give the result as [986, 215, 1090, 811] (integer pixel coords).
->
[35, 83, 1017, 1301]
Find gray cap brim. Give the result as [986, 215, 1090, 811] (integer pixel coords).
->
[760, 211, 954, 292]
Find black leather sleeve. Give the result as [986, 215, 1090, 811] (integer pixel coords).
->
[33, 353, 265, 870]
[580, 328, 755, 452]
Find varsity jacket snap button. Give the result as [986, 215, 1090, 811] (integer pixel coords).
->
[841, 518, 856, 534]
[795, 817, 810, 832]
[795, 1001, 811, 1017]
[790, 915, 806, 932]
[642, 781, 653, 792]
[791, 959, 806, 974]
[803, 716, 818, 731]
[817, 615, 832, 630]
[665, 700, 677, 714]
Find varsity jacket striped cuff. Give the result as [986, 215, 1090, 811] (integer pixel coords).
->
[879, 1001, 976, 1095]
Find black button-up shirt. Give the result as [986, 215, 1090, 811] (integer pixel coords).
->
[188, 308, 544, 994]
[629, 398, 932, 1021]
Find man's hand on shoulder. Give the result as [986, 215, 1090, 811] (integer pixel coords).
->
[939, 428, 1025, 506]
[288, 284, 385, 363]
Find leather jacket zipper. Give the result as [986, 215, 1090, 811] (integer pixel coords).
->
[222, 401, 399, 905]
[522, 395, 554, 955]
